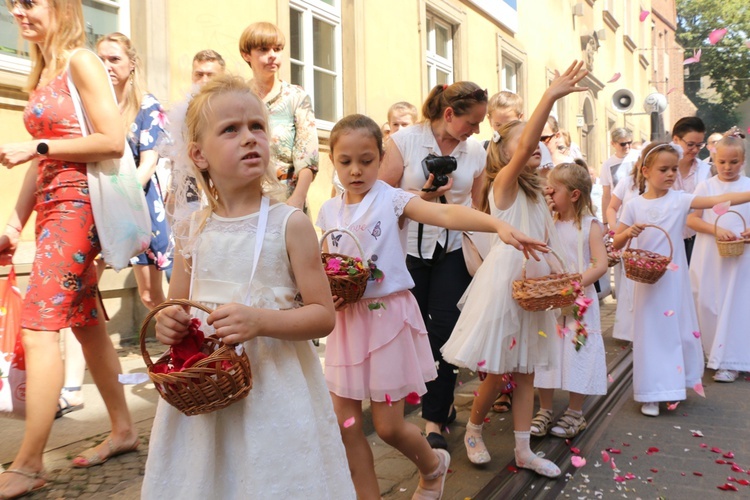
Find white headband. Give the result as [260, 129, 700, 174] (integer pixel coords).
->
[642, 143, 673, 164]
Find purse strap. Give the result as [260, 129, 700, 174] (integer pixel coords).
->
[66, 48, 118, 137]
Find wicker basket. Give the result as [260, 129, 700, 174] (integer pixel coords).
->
[512, 249, 583, 312]
[715, 210, 749, 258]
[140, 299, 253, 416]
[604, 234, 621, 267]
[622, 224, 672, 284]
[320, 228, 371, 304]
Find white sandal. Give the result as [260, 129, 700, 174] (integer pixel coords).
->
[412, 449, 451, 500]
[515, 452, 561, 478]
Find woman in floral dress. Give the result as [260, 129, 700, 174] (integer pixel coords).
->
[240, 22, 319, 210]
[97, 32, 172, 308]
[0, 2, 137, 496]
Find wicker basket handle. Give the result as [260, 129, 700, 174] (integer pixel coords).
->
[624, 224, 673, 260]
[139, 299, 214, 370]
[319, 228, 368, 262]
[521, 248, 568, 280]
[714, 210, 748, 242]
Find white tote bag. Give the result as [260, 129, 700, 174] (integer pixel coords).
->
[67, 50, 151, 271]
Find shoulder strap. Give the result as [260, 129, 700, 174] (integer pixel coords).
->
[66, 49, 117, 137]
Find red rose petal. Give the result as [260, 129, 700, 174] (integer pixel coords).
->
[602, 450, 610, 462]
[712, 447, 724, 454]
[405, 392, 421, 405]
[693, 472, 704, 476]
[735, 479, 750, 486]
[614, 475, 626, 482]
[718, 483, 739, 491]
[507, 465, 518, 473]
[732, 464, 745, 473]
[570, 446, 581, 454]
[624, 473, 636, 480]
[650, 468, 659, 473]
[607, 448, 622, 454]
[716, 459, 729, 465]
[484, 417, 491, 423]
[724, 452, 735, 459]
[647, 447, 660, 454]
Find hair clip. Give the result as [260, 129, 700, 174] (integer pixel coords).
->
[492, 130, 502, 143]
[442, 84, 448, 90]
[726, 126, 747, 139]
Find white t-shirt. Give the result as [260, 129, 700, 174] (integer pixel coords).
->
[317, 180, 417, 299]
[390, 123, 485, 258]
[612, 174, 640, 222]
[600, 149, 639, 188]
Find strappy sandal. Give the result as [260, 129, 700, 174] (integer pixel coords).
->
[491, 393, 512, 413]
[549, 410, 587, 438]
[72, 436, 140, 468]
[0, 469, 46, 499]
[530, 409, 553, 437]
[55, 388, 84, 419]
[412, 449, 450, 500]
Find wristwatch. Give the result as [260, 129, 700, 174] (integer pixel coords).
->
[36, 140, 49, 156]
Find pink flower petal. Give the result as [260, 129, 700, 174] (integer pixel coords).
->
[570, 446, 581, 454]
[667, 87, 677, 95]
[692, 430, 704, 437]
[602, 450, 610, 463]
[639, 8, 650, 22]
[694, 382, 706, 398]
[718, 483, 739, 491]
[509, 337, 517, 350]
[664, 310, 675, 317]
[732, 464, 746, 473]
[712, 447, 723, 454]
[484, 417, 491, 423]
[735, 479, 750, 486]
[608, 373, 614, 383]
[611, 458, 618, 470]
[713, 201, 731, 216]
[624, 473, 636, 480]
[667, 262, 679, 271]
[683, 49, 702, 65]
[571, 456, 587, 468]
[614, 475, 626, 482]
[607, 448, 622, 454]
[709, 28, 728, 45]
[693, 331, 701, 339]
[385, 393, 392, 406]
[405, 392, 421, 405]
[724, 452, 735, 459]
[607, 72, 622, 83]
[716, 459, 728, 464]
[343, 416, 356, 428]
[477, 359, 486, 367]
[667, 402, 680, 411]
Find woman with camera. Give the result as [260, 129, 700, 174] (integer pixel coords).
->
[380, 81, 488, 451]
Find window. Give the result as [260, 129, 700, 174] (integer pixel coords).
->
[425, 13, 454, 90]
[501, 58, 519, 93]
[1, 0, 129, 75]
[289, 0, 342, 127]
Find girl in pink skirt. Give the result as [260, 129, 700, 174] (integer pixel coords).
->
[317, 114, 547, 499]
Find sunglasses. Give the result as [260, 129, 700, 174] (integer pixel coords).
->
[540, 134, 555, 143]
[6, 0, 35, 10]
[618, 141, 633, 147]
[454, 88, 489, 102]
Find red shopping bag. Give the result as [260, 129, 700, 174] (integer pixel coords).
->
[0, 267, 26, 418]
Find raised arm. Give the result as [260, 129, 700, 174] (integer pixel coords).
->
[493, 61, 588, 207]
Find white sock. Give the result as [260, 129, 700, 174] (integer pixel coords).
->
[466, 421, 483, 435]
[514, 430, 532, 457]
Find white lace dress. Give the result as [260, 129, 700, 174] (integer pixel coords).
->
[141, 204, 355, 499]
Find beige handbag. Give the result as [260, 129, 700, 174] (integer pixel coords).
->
[462, 231, 493, 276]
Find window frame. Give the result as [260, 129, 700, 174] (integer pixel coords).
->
[289, 0, 343, 131]
[425, 12, 454, 90]
[0, 0, 130, 78]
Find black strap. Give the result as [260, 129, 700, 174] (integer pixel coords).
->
[417, 195, 448, 266]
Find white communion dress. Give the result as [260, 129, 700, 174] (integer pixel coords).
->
[442, 189, 561, 375]
[141, 203, 355, 499]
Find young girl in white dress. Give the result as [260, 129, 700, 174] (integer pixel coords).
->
[606, 169, 640, 342]
[688, 135, 750, 383]
[532, 163, 608, 438]
[317, 114, 547, 500]
[141, 76, 356, 498]
[441, 61, 590, 478]
[613, 141, 750, 417]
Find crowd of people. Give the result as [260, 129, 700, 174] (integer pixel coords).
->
[0, 1, 748, 499]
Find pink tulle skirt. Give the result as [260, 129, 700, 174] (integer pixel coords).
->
[325, 290, 437, 402]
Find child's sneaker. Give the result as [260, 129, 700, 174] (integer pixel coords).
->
[549, 410, 587, 438]
[713, 369, 738, 383]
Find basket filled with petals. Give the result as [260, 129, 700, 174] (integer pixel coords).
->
[604, 231, 621, 267]
[512, 249, 582, 312]
[622, 224, 672, 284]
[320, 228, 373, 304]
[140, 299, 252, 416]
[714, 210, 749, 258]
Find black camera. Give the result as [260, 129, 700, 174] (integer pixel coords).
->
[421, 154, 457, 190]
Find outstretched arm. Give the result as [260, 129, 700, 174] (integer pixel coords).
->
[691, 192, 750, 210]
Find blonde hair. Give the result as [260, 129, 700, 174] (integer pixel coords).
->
[636, 142, 679, 194]
[185, 74, 281, 218]
[239, 22, 285, 63]
[487, 91, 523, 117]
[26, 0, 86, 91]
[479, 120, 542, 213]
[96, 32, 144, 129]
[547, 163, 595, 228]
[387, 101, 418, 123]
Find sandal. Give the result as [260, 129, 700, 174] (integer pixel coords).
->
[492, 393, 512, 413]
[55, 389, 84, 419]
[72, 436, 140, 468]
[0, 469, 46, 499]
[549, 410, 587, 438]
[412, 449, 450, 500]
[530, 409, 553, 437]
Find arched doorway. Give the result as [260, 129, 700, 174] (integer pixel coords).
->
[581, 96, 596, 165]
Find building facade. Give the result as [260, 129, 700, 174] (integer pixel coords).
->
[2, 0, 689, 339]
